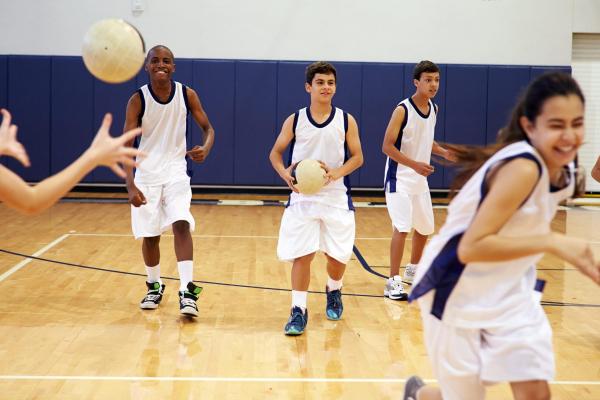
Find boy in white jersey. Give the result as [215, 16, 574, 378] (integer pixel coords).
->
[269, 62, 364, 336]
[382, 60, 454, 300]
[124, 45, 215, 317]
[402, 73, 600, 400]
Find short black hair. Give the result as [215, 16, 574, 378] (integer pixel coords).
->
[413, 60, 440, 80]
[306, 61, 337, 84]
[146, 45, 174, 63]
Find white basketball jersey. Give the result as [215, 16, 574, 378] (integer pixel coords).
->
[409, 140, 575, 328]
[384, 97, 437, 194]
[288, 107, 353, 210]
[134, 80, 189, 186]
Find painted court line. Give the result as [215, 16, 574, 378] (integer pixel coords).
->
[68, 233, 393, 240]
[0, 234, 70, 282]
[67, 233, 600, 245]
[0, 375, 597, 385]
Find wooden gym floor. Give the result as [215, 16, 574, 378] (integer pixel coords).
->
[0, 198, 598, 399]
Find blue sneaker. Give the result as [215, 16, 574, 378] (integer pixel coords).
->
[284, 306, 308, 336]
[326, 287, 343, 320]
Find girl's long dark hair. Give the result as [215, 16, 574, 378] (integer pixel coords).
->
[444, 72, 585, 195]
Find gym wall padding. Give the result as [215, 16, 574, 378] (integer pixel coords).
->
[0, 55, 570, 189]
[4, 56, 52, 182]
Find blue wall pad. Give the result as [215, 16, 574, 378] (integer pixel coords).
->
[0, 55, 571, 190]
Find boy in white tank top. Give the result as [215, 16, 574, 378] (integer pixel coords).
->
[382, 61, 454, 300]
[269, 62, 364, 336]
[123, 45, 215, 317]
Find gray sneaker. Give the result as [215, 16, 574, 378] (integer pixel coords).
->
[403, 376, 425, 400]
[403, 264, 417, 283]
[384, 275, 408, 300]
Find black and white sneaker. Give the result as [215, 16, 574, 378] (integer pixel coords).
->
[140, 281, 165, 310]
[179, 282, 202, 317]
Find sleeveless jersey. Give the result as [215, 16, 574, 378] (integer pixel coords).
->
[409, 140, 575, 328]
[288, 107, 353, 210]
[134, 80, 189, 186]
[384, 97, 437, 194]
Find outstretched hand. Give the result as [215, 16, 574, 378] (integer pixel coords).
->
[0, 109, 30, 167]
[88, 113, 144, 178]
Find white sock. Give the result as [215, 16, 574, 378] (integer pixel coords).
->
[177, 260, 194, 292]
[327, 277, 343, 291]
[291, 290, 307, 311]
[145, 264, 162, 285]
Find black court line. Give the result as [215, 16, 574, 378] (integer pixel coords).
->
[2, 248, 598, 307]
[0, 248, 380, 299]
[350, 246, 600, 308]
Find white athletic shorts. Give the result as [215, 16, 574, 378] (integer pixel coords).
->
[131, 178, 195, 239]
[277, 202, 355, 264]
[419, 304, 554, 400]
[385, 191, 434, 235]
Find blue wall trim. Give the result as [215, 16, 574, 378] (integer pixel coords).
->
[0, 55, 570, 187]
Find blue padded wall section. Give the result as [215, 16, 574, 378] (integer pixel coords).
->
[333, 63, 363, 187]
[234, 61, 278, 185]
[92, 77, 138, 182]
[0, 55, 573, 188]
[50, 57, 94, 182]
[5, 56, 52, 181]
[0, 56, 7, 109]
[360, 63, 405, 188]
[486, 66, 530, 144]
[276, 61, 308, 183]
[403, 63, 447, 189]
[530, 66, 571, 80]
[444, 65, 488, 187]
[191, 60, 235, 185]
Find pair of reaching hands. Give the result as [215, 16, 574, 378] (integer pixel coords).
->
[0, 109, 143, 178]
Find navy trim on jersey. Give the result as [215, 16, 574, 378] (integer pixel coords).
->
[479, 152, 542, 207]
[550, 165, 572, 192]
[182, 84, 190, 115]
[408, 232, 466, 320]
[343, 112, 348, 133]
[343, 141, 355, 211]
[432, 101, 438, 115]
[292, 111, 299, 135]
[136, 89, 145, 128]
[535, 278, 546, 293]
[384, 103, 409, 192]
[306, 106, 336, 128]
[285, 135, 297, 208]
[148, 80, 176, 105]
[409, 97, 431, 119]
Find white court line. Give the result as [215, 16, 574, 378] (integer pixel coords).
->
[68, 233, 393, 240]
[0, 375, 597, 385]
[0, 234, 70, 282]
[66, 232, 600, 245]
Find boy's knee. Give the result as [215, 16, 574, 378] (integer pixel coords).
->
[172, 220, 190, 233]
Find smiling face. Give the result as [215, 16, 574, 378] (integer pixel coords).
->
[521, 94, 585, 174]
[305, 73, 336, 105]
[145, 46, 175, 84]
